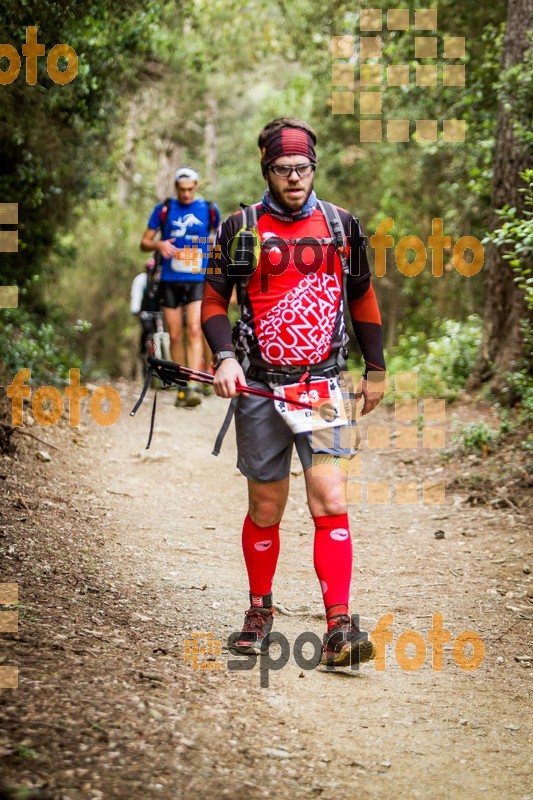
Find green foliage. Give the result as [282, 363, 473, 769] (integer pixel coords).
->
[483, 170, 533, 409]
[484, 170, 533, 310]
[52, 198, 146, 379]
[452, 393, 533, 455]
[0, 0, 172, 383]
[505, 368, 533, 417]
[286, 0, 507, 343]
[385, 315, 483, 399]
[0, 0, 163, 297]
[452, 420, 500, 453]
[2, 789, 32, 800]
[0, 307, 84, 386]
[15, 745, 39, 760]
[496, 32, 533, 149]
[0, 0, 523, 389]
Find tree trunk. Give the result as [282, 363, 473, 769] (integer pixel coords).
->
[468, 0, 532, 395]
[117, 89, 152, 205]
[155, 138, 182, 199]
[117, 104, 140, 206]
[204, 95, 218, 192]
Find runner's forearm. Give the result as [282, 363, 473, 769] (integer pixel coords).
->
[140, 233, 159, 253]
[201, 280, 235, 354]
[347, 282, 386, 374]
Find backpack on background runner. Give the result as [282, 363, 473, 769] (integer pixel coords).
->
[140, 268, 160, 313]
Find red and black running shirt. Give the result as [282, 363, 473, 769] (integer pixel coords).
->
[201, 202, 386, 374]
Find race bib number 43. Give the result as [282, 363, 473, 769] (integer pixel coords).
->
[273, 378, 347, 435]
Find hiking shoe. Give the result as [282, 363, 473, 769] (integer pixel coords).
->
[320, 614, 375, 668]
[233, 607, 274, 654]
[175, 387, 188, 408]
[184, 384, 202, 408]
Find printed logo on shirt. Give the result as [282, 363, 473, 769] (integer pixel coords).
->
[257, 271, 341, 364]
[254, 540, 273, 551]
[330, 528, 349, 541]
[171, 213, 203, 238]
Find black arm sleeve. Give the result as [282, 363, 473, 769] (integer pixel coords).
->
[343, 211, 386, 373]
[201, 213, 240, 354]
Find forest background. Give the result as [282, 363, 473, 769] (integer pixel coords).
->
[0, 0, 531, 453]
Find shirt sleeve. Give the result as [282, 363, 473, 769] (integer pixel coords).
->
[345, 215, 386, 375]
[147, 202, 163, 231]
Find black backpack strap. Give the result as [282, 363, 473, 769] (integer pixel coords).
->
[160, 197, 172, 236]
[129, 369, 160, 450]
[206, 200, 218, 232]
[246, 203, 258, 228]
[317, 199, 348, 273]
[130, 368, 153, 418]
[318, 199, 355, 359]
[212, 397, 239, 456]
[211, 353, 250, 456]
[237, 204, 259, 304]
[153, 197, 173, 269]
[237, 202, 258, 231]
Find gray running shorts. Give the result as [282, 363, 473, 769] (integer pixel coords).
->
[235, 371, 360, 483]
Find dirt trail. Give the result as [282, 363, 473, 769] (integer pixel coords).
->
[1, 382, 531, 799]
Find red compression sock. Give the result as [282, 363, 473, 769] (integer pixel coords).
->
[313, 513, 352, 626]
[241, 513, 280, 602]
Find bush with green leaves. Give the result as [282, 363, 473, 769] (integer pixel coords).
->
[483, 169, 533, 413]
[452, 420, 500, 454]
[505, 369, 533, 416]
[484, 169, 533, 312]
[0, 0, 163, 297]
[383, 315, 483, 400]
[0, 307, 86, 386]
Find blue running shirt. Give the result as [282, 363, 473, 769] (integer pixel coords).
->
[148, 197, 220, 283]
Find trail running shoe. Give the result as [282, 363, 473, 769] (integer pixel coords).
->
[175, 387, 188, 407]
[233, 607, 274, 655]
[175, 385, 202, 408]
[320, 614, 375, 668]
[184, 384, 202, 408]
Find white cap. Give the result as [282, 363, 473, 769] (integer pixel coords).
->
[175, 167, 199, 183]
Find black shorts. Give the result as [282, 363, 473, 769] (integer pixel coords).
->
[159, 281, 204, 309]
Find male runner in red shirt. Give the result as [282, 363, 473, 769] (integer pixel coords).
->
[202, 118, 385, 667]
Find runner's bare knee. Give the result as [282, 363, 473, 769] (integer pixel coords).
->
[305, 465, 347, 517]
[248, 479, 288, 527]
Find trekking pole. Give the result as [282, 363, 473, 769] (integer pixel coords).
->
[146, 355, 320, 412]
[131, 355, 337, 450]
